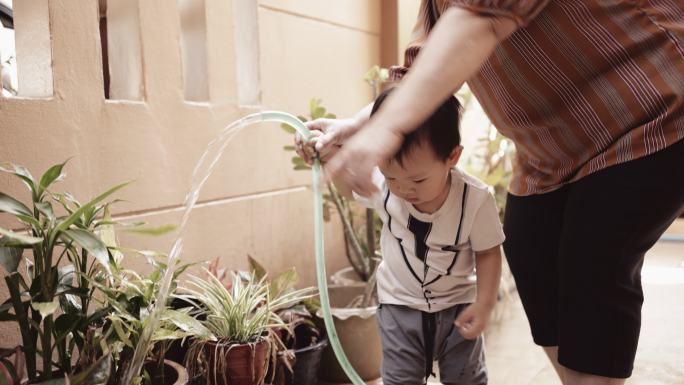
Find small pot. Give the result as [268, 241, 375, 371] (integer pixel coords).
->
[144, 359, 189, 385]
[201, 339, 270, 385]
[292, 338, 328, 385]
[330, 267, 366, 287]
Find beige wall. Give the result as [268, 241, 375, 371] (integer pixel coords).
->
[0, 0, 381, 344]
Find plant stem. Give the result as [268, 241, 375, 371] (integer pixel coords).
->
[365, 208, 376, 272]
[80, 249, 89, 314]
[42, 314, 54, 380]
[326, 183, 367, 280]
[6, 274, 37, 380]
[360, 266, 378, 308]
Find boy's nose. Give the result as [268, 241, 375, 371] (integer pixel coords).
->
[397, 186, 414, 195]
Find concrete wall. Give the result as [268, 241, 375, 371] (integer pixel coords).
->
[0, 0, 381, 345]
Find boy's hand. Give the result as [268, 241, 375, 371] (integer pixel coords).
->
[294, 118, 361, 165]
[454, 301, 495, 340]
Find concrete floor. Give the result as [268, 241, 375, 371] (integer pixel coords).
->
[342, 220, 684, 385]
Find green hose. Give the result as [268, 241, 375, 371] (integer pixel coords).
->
[260, 111, 365, 385]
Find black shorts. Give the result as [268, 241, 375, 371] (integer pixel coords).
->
[503, 139, 684, 379]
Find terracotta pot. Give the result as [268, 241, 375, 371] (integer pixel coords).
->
[202, 339, 270, 385]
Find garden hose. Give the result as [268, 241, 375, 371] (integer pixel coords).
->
[258, 111, 364, 385]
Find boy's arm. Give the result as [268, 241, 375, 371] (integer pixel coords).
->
[474, 245, 502, 307]
[455, 245, 502, 339]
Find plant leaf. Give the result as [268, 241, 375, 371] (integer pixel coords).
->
[35, 201, 55, 221]
[0, 241, 22, 273]
[0, 192, 32, 217]
[312, 106, 326, 120]
[0, 227, 43, 246]
[0, 162, 36, 195]
[38, 160, 69, 197]
[164, 309, 214, 341]
[247, 256, 267, 280]
[53, 181, 131, 243]
[123, 224, 177, 236]
[32, 299, 60, 318]
[270, 268, 298, 299]
[309, 98, 320, 114]
[69, 353, 111, 385]
[280, 123, 296, 134]
[61, 229, 110, 272]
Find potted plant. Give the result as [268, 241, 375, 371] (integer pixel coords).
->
[178, 264, 316, 385]
[0, 160, 180, 384]
[0, 160, 129, 383]
[238, 257, 327, 385]
[90, 247, 211, 385]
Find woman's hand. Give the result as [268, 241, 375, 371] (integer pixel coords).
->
[294, 117, 361, 165]
[324, 121, 404, 197]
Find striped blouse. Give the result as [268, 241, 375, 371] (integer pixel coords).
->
[390, 0, 684, 196]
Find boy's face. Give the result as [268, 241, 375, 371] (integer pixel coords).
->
[379, 141, 463, 213]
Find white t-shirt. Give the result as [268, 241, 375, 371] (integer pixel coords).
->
[354, 167, 505, 312]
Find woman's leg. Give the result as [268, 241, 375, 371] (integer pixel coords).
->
[557, 139, 684, 381]
[503, 186, 569, 381]
[542, 346, 566, 382]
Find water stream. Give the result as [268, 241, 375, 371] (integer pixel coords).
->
[122, 111, 364, 385]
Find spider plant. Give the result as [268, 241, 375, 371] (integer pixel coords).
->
[179, 269, 316, 385]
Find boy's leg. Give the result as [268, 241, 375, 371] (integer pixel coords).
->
[377, 304, 431, 385]
[557, 139, 684, 379]
[436, 304, 487, 385]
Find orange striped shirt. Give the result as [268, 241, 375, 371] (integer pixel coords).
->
[391, 0, 684, 196]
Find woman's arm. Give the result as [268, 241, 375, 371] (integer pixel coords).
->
[325, 7, 518, 196]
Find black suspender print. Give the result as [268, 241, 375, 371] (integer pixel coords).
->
[423, 184, 468, 287]
[382, 183, 469, 288]
[384, 189, 423, 285]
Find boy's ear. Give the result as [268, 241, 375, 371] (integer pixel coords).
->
[447, 145, 463, 167]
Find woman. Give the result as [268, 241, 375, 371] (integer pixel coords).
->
[308, 1, 684, 384]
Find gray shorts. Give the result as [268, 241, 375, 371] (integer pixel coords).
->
[377, 303, 487, 385]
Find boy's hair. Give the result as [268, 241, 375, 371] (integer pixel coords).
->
[371, 87, 462, 167]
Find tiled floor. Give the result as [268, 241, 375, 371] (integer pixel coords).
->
[333, 220, 684, 385]
[467, 220, 684, 385]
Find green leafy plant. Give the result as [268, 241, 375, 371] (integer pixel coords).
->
[92, 251, 210, 385]
[0, 160, 176, 384]
[0, 160, 128, 383]
[179, 262, 316, 384]
[243, 257, 321, 385]
[464, 125, 515, 221]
